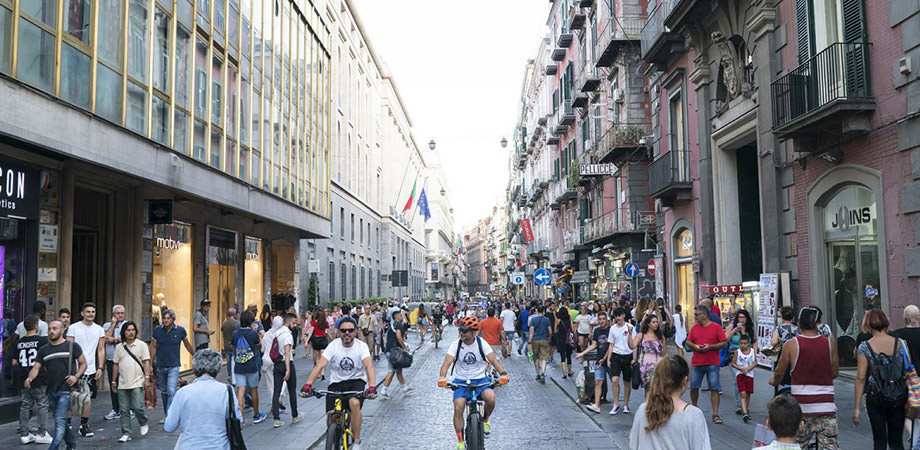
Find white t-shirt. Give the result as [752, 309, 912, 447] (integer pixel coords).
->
[575, 314, 594, 335]
[16, 320, 48, 338]
[607, 322, 634, 356]
[322, 338, 371, 383]
[67, 321, 105, 375]
[500, 310, 516, 332]
[447, 337, 494, 380]
[735, 348, 756, 379]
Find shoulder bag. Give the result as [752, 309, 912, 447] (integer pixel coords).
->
[122, 343, 146, 377]
[225, 384, 247, 450]
[631, 337, 643, 390]
[67, 341, 91, 417]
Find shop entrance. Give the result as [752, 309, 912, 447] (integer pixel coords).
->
[673, 228, 696, 329]
[72, 188, 111, 311]
[207, 227, 237, 352]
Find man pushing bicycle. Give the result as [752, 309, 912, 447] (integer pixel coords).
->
[301, 317, 376, 450]
[438, 317, 509, 450]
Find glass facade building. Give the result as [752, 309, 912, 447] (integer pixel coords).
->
[0, 0, 331, 216]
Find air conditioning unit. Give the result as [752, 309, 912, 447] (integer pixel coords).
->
[612, 89, 625, 103]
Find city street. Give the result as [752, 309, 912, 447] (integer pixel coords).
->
[1, 326, 877, 449]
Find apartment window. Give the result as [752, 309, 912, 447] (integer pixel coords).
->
[340, 263, 347, 302]
[328, 261, 335, 301]
[668, 85, 687, 182]
[1, 6, 12, 74]
[350, 214, 355, 242]
[339, 207, 345, 238]
[359, 219, 364, 245]
[18, 9, 56, 92]
[360, 266, 365, 298]
[351, 265, 357, 299]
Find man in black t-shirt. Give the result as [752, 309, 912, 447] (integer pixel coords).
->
[575, 311, 611, 414]
[26, 320, 86, 450]
[380, 310, 409, 399]
[15, 315, 50, 444]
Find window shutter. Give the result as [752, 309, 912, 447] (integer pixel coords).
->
[841, 0, 867, 42]
[842, 0, 869, 96]
[795, 0, 810, 64]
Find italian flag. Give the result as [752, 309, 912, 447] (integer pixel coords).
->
[401, 179, 417, 213]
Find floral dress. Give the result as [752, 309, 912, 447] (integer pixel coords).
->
[639, 338, 665, 388]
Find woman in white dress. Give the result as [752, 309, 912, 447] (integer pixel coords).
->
[672, 304, 688, 357]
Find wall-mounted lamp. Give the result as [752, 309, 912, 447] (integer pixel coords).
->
[500, 137, 508, 148]
[428, 139, 436, 150]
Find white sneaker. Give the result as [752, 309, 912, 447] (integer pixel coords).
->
[291, 415, 302, 424]
[585, 404, 600, 413]
[403, 386, 413, 395]
[139, 424, 149, 436]
[379, 387, 389, 399]
[20, 433, 35, 444]
[609, 405, 620, 415]
[159, 417, 166, 424]
[273, 420, 284, 428]
[623, 404, 631, 414]
[33, 433, 52, 444]
[118, 434, 132, 443]
[104, 410, 121, 420]
[351, 442, 362, 450]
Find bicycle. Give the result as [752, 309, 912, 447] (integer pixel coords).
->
[444, 378, 499, 450]
[434, 324, 444, 348]
[311, 390, 374, 450]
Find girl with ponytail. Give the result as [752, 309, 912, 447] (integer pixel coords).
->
[629, 355, 712, 450]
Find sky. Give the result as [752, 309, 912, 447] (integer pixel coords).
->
[351, 0, 551, 231]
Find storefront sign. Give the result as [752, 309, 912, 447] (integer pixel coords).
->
[0, 159, 40, 220]
[520, 219, 534, 243]
[579, 163, 617, 176]
[757, 273, 779, 368]
[708, 284, 744, 295]
[824, 187, 877, 239]
[148, 200, 173, 224]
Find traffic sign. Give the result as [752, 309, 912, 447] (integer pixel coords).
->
[511, 272, 525, 285]
[625, 262, 640, 278]
[647, 259, 656, 275]
[534, 268, 552, 286]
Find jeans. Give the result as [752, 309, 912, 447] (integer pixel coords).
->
[272, 361, 297, 420]
[912, 418, 920, 450]
[118, 387, 148, 436]
[517, 332, 530, 353]
[106, 360, 119, 412]
[866, 401, 905, 450]
[20, 385, 48, 436]
[224, 350, 235, 381]
[48, 390, 76, 450]
[156, 366, 180, 415]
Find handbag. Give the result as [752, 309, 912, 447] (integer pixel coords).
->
[631, 339, 643, 390]
[388, 347, 413, 369]
[67, 341, 91, 417]
[225, 385, 247, 450]
[565, 329, 578, 350]
[901, 341, 920, 419]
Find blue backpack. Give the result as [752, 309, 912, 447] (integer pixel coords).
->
[234, 332, 254, 364]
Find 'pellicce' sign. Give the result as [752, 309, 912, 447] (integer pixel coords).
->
[0, 159, 40, 220]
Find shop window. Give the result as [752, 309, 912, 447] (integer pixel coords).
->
[207, 227, 237, 352]
[128, 0, 149, 84]
[673, 228, 695, 328]
[243, 237, 262, 309]
[95, 62, 123, 124]
[60, 44, 91, 109]
[17, 19, 55, 93]
[0, 6, 11, 74]
[153, 223, 193, 371]
[127, 81, 147, 135]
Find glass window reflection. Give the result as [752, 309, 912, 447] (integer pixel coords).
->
[64, 0, 92, 45]
[17, 19, 55, 92]
[128, 0, 149, 83]
[60, 44, 91, 109]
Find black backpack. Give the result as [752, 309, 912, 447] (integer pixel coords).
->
[866, 339, 908, 407]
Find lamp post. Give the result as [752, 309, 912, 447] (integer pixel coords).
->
[428, 139, 436, 151]
[500, 137, 508, 148]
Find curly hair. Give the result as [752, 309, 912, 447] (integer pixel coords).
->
[640, 314, 664, 341]
[192, 348, 222, 377]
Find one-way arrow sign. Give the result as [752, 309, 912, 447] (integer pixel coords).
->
[534, 268, 551, 286]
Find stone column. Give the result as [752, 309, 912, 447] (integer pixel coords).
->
[689, 53, 716, 286]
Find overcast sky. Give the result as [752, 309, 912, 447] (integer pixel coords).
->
[352, 0, 551, 230]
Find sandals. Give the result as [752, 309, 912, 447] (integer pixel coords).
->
[712, 415, 723, 424]
[735, 408, 743, 415]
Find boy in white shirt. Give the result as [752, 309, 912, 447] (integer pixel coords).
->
[731, 334, 757, 422]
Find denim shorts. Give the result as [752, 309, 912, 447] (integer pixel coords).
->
[234, 371, 260, 388]
[452, 377, 493, 401]
[689, 364, 721, 391]
[593, 362, 608, 380]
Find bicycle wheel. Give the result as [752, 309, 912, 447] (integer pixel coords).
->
[466, 412, 483, 450]
[324, 424, 343, 450]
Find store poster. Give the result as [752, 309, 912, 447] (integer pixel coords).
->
[39, 225, 58, 252]
[757, 273, 779, 368]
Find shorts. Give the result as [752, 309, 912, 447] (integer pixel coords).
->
[796, 414, 839, 450]
[234, 371, 260, 388]
[82, 374, 98, 399]
[690, 364, 722, 391]
[311, 336, 329, 350]
[452, 377, 493, 401]
[532, 340, 553, 360]
[504, 331, 515, 341]
[577, 332, 590, 340]
[736, 374, 754, 394]
[325, 379, 366, 412]
[594, 362, 608, 380]
[608, 353, 633, 381]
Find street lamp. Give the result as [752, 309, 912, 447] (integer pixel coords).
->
[428, 139, 436, 151]
[500, 137, 508, 148]
[440, 188, 446, 196]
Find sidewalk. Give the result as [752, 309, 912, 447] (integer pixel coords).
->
[536, 347, 873, 449]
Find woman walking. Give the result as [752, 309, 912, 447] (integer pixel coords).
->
[632, 314, 668, 393]
[555, 305, 575, 378]
[259, 304, 273, 334]
[164, 349, 240, 450]
[725, 309, 756, 415]
[305, 309, 330, 380]
[769, 305, 799, 395]
[672, 305, 687, 358]
[629, 355, 712, 450]
[417, 305, 429, 342]
[854, 309, 908, 450]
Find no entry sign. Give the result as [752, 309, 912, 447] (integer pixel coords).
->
[647, 259, 656, 275]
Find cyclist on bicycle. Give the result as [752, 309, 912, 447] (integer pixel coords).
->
[438, 316, 509, 450]
[432, 306, 445, 338]
[301, 317, 376, 450]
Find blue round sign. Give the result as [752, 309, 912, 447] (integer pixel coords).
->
[534, 268, 552, 286]
[625, 263, 640, 278]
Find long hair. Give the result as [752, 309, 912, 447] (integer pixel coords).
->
[645, 355, 690, 431]
[635, 297, 652, 321]
[732, 309, 755, 339]
[640, 314, 664, 341]
[313, 309, 328, 330]
[260, 304, 272, 322]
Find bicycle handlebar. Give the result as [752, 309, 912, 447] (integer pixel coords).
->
[444, 378, 499, 391]
[311, 390, 373, 399]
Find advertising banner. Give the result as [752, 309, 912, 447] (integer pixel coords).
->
[757, 273, 780, 368]
[521, 219, 534, 243]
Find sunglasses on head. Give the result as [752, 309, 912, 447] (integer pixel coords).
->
[339, 328, 356, 333]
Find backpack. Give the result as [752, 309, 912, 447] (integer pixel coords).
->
[449, 336, 487, 376]
[866, 339, 908, 407]
[269, 336, 283, 363]
[234, 332, 254, 364]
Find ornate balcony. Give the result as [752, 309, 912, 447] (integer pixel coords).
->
[648, 149, 692, 207]
[595, 16, 644, 67]
[597, 123, 651, 164]
[640, 0, 683, 69]
[544, 64, 558, 76]
[569, 6, 586, 30]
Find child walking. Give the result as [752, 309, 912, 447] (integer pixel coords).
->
[731, 334, 757, 422]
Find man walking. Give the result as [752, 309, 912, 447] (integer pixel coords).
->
[517, 303, 530, 356]
[770, 307, 839, 449]
[221, 308, 239, 383]
[686, 304, 728, 425]
[232, 310, 266, 424]
[271, 313, 300, 427]
[66, 303, 106, 437]
[601, 307, 635, 415]
[576, 311, 611, 414]
[150, 309, 194, 422]
[480, 308, 505, 357]
[102, 305, 126, 421]
[192, 299, 214, 351]
[529, 306, 553, 382]
[500, 303, 516, 357]
[380, 309, 410, 398]
[111, 321, 150, 442]
[16, 301, 49, 337]
[15, 315, 52, 444]
[26, 320, 86, 450]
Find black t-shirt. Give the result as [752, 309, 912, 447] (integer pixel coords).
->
[386, 322, 407, 352]
[894, 327, 920, 369]
[36, 341, 83, 393]
[15, 335, 49, 388]
[592, 326, 611, 361]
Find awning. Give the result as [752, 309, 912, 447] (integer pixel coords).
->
[571, 270, 590, 284]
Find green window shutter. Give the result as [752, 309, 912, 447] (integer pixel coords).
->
[842, 0, 869, 96]
[554, 158, 560, 180]
[795, 0, 811, 64]
[841, 0, 867, 42]
[579, 198, 589, 220]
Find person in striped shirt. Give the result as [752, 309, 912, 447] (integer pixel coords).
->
[770, 307, 839, 449]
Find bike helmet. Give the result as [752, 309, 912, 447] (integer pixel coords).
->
[456, 316, 480, 332]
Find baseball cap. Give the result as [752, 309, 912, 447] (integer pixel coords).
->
[200, 299, 212, 306]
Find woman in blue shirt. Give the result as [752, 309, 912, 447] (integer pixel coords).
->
[165, 349, 241, 450]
